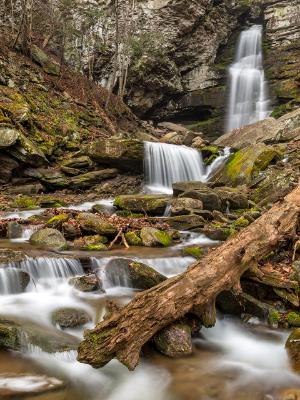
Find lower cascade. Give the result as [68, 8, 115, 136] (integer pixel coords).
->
[144, 141, 230, 193]
[226, 25, 271, 131]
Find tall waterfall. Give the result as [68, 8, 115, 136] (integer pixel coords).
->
[226, 25, 271, 131]
[144, 141, 230, 193]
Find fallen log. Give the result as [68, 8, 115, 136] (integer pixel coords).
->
[78, 183, 300, 370]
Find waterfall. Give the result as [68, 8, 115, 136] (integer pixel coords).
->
[0, 268, 26, 295]
[144, 142, 230, 193]
[226, 25, 271, 131]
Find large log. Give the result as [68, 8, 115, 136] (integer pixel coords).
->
[78, 183, 300, 370]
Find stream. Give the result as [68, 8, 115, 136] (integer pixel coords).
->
[0, 197, 300, 400]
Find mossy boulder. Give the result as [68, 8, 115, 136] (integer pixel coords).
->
[178, 189, 221, 211]
[0, 126, 19, 148]
[46, 213, 69, 229]
[69, 275, 104, 293]
[62, 221, 81, 239]
[124, 231, 142, 246]
[114, 194, 170, 216]
[76, 213, 117, 236]
[286, 329, 300, 372]
[287, 312, 300, 327]
[87, 138, 144, 172]
[30, 228, 67, 251]
[105, 258, 166, 290]
[140, 227, 172, 247]
[182, 246, 203, 259]
[73, 235, 108, 251]
[30, 45, 60, 75]
[162, 214, 205, 231]
[52, 308, 91, 328]
[213, 144, 282, 187]
[153, 322, 192, 358]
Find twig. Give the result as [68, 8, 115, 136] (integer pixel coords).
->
[108, 228, 123, 249]
[121, 232, 129, 249]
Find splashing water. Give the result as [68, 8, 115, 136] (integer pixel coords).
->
[226, 25, 271, 131]
[144, 142, 230, 193]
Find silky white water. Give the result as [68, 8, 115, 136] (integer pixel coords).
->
[144, 142, 230, 193]
[226, 25, 271, 131]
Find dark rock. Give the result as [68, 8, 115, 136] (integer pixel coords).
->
[0, 153, 19, 184]
[62, 221, 81, 239]
[69, 274, 104, 293]
[179, 189, 221, 211]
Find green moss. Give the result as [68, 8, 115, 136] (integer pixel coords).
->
[125, 231, 142, 246]
[287, 312, 300, 327]
[268, 310, 281, 326]
[81, 244, 107, 251]
[182, 246, 203, 259]
[47, 214, 69, 224]
[12, 195, 38, 209]
[155, 230, 172, 247]
[232, 217, 250, 229]
[116, 210, 144, 218]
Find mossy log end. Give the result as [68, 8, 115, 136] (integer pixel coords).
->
[77, 183, 300, 370]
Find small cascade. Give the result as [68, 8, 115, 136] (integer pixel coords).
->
[12, 257, 83, 281]
[226, 25, 271, 131]
[0, 268, 26, 295]
[138, 257, 194, 277]
[144, 142, 230, 193]
[91, 257, 132, 290]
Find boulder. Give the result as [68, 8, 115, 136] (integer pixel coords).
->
[0, 127, 19, 148]
[51, 308, 91, 328]
[0, 153, 19, 184]
[8, 132, 48, 167]
[62, 156, 93, 169]
[162, 214, 205, 230]
[69, 274, 104, 292]
[179, 189, 221, 211]
[170, 197, 203, 216]
[30, 228, 67, 251]
[23, 168, 68, 189]
[87, 138, 144, 172]
[46, 214, 69, 229]
[214, 187, 249, 210]
[153, 322, 192, 358]
[30, 45, 60, 75]
[70, 169, 119, 189]
[0, 322, 21, 351]
[114, 194, 170, 215]
[140, 227, 172, 247]
[286, 329, 300, 372]
[62, 221, 81, 239]
[105, 258, 166, 289]
[172, 181, 211, 197]
[73, 235, 108, 251]
[124, 231, 142, 246]
[212, 144, 282, 187]
[76, 213, 117, 236]
[160, 131, 183, 144]
[6, 221, 22, 239]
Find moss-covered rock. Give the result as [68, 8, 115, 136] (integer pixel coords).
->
[287, 312, 300, 327]
[213, 144, 282, 186]
[140, 227, 172, 247]
[62, 156, 93, 169]
[0, 321, 21, 351]
[124, 231, 142, 246]
[76, 213, 117, 236]
[105, 258, 166, 290]
[46, 213, 69, 229]
[73, 235, 108, 251]
[69, 275, 104, 293]
[162, 214, 205, 231]
[12, 195, 38, 209]
[286, 328, 300, 372]
[30, 45, 60, 75]
[114, 194, 170, 216]
[30, 228, 68, 251]
[51, 308, 91, 328]
[182, 246, 203, 259]
[153, 322, 192, 358]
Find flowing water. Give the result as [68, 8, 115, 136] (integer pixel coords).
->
[144, 142, 230, 193]
[226, 25, 271, 131]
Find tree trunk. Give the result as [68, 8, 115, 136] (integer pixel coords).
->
[78, 183, 300, 370]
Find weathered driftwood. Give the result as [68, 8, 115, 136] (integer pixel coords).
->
[77, 183, 300, 370]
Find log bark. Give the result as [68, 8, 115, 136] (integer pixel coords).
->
[77, 183, 300, 370]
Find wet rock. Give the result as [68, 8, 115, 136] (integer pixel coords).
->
[212, 144, 282, 187]
[140, 227, 172, 247]
[179, 189, 221, 211]
[70, 168, 119, 189]
[6, 221, 22, 239]
[30, 228, 67, 251]
[76, 213, 117, 236]
[0, 321, 21, 351]
[170, 197, 203, 216]
[30, 44, 60, 75]
[0, 127, 19, 148]
[69, 274, 104, 292]
[105, 258, 166, 290]
[62, 221, 81, 239]
[114, 194, 170, 216]
[153, 322, 192, 358]
[162, 214, 205, 231]
[0, 373, 65, 399]
[51, 308, 91, 328]
[87, 138, 144, 172]
[0, 153, 19, 184]
[0, 249, 26, 265]
[62, 155, 93, 169]
[286, 329, 300, 372]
